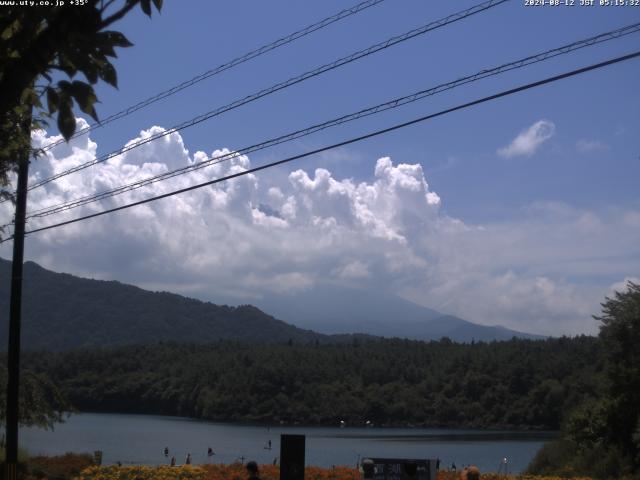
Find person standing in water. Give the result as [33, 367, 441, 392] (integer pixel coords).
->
[185, 453, 192, 465]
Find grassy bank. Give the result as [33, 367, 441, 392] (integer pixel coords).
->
[0, 452, 93, 480]
[0, 447, 29, 463]
[1, 454, 598, 480]
[75, 464, 594, 480]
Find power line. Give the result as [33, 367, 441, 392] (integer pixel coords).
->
[24, 0, 509, 192]
[37, 0, 388, 152]
[28, 0, 507, 190]
[6, 50, 637, 241]
[22, 22, 640, 221]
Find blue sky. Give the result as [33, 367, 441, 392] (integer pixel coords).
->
[95, 0, 639, 215]
[2, 0, 639, 335]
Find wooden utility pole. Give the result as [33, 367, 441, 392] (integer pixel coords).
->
[5, 112, 31, 480]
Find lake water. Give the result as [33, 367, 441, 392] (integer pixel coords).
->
[20, 413, 554, 474]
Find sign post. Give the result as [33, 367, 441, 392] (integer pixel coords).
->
[360, 458, 438, 480]
[280, 434, 305, 480]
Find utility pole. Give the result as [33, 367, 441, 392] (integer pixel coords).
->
[5, 111, 31, 480]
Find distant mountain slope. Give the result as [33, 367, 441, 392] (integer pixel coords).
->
[419, 315, 544, 342]
[255, 285, 544, 341]
[0, 259, 543, 349]
[0, 259, 331, 350]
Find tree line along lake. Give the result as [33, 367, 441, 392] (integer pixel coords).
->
[20, 413, 555, 473]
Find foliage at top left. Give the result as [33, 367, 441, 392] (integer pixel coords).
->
[0, 0, 162, 195]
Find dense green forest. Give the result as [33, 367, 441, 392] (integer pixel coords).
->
[526, 283, 640, 478]
[20, 336, 602, 430]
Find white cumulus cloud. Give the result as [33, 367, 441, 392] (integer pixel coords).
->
[498, 120, 555, 158]
[1, 119, 638, 337]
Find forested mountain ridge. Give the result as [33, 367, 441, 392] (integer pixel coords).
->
[21, 336, 603, 429]
[0, 258, 541, 349]
[0, 259, 335, 349]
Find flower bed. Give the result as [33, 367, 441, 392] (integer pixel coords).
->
[200, 464, 360, 480]
[74, 464, 594, 480]
[73, 465, 206, 480]
[29, 453, 95, 479]
[437, 473, 592, 480]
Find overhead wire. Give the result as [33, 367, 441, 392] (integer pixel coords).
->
[20, 22, 640, 222]
[2, 50, 636, 242]
[23, 0, 510, 193]
[38, 0, 389, 152]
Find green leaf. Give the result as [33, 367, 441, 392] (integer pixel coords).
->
[98, 42, 117, 58]
[152, 0, 163, 11]
[57, 80, 72, 93]
[46, 87, 60, 115]
[69, 81, 99, 122]
[22, 88, 41, 109]
[83, 62, 99, 84]
[101, 31, 133, 48]
[98, 62, 117, 88]
[65, 53, 99, 84]
[57, 101, 76, 140]
[1, 18, 21, 41]
[69, 81, 93, 103]
[140, 0, 152, 16]
[57, 55, 78, 78]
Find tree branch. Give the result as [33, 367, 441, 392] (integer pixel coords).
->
[99, 1, 138, 29]
[102, 0, 119, 11]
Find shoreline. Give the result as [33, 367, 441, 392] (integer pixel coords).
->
[61, 410, 560, 434]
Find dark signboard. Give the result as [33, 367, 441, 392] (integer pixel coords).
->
[362, 458, 436, 480]
[280, 434, 305, 480]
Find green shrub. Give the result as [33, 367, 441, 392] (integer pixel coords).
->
[526, 438, 636, 479]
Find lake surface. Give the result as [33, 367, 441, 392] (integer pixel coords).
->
[20, 413, 555, 473]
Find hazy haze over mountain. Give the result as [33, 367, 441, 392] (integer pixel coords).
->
[254, 283, 544, 341]
[0, 258, 543, 347]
